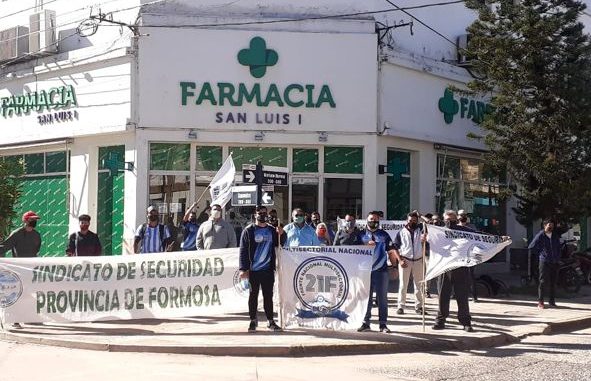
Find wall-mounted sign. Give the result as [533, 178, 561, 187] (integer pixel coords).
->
[438, 88, 492, 125]
[1, 85, 77, 118]
[180, 36, 336, 126]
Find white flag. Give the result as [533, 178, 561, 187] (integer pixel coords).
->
[209, 154, 235, 208]
[425, 225, 512, 281]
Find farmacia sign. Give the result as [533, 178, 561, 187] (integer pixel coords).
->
[180, 37, 336, 126]
[1, 85, 77, 118]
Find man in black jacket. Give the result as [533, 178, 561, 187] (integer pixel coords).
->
[66, 214, 102, 256]
[239, 205, 284, 332]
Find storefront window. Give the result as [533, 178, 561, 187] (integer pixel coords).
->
[229, 146, 287, 168]
[150, 143, 190, 171]
[436, 154, 507, 261]
[293, 148, 318, 173]
[46, 151, 67, 173]
[149, 175, 190, 226]
[324, 146, 363, 174]
[196, 146, 222, 171]
[324, 178, 363, 225]
[25, 153, 44, 174]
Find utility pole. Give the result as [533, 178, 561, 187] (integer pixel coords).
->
[256, 161, 263, 207]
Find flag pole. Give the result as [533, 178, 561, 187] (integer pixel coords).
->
[194, 185, 211, 205]
[420, 216, 429, 333]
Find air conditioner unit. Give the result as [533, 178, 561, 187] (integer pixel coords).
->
[29, 10, 57, 56]
[456, 33, 472, 67]
[0, 26, 29, 63]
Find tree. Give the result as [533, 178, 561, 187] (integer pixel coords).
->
[0, 157, 25, 240]
[463, 0, 591, 226]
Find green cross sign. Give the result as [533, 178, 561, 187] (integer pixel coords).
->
[102, 152, 125, 176]
[438, 88, 459, 124]
[238, 37, 278, 78]
[389, 157, 407, 180]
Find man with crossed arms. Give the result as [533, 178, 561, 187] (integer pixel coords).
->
[392, 211, 427, 315]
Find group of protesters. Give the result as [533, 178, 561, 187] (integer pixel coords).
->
[0, 204, 559, 334]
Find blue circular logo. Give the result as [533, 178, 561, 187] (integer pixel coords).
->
[232, 269, 250, 298]
[292, 257, 349, 313]
[0, 268, 23, 308]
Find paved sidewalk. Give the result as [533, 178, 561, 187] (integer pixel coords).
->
[1, 293, 590, 356]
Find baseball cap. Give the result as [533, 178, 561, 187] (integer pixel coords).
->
[22, 211, 41, 222]
[147, 205, 157, 213]
[458, 209, 467, 216]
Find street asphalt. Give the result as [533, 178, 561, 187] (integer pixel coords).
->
[1, 290, 590, 357]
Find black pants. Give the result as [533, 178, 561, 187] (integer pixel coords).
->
[248, 269, 275, 321]
[538, 261, 559, 303]
[469, 266, 478, 300]
[436, 267, 471, 326]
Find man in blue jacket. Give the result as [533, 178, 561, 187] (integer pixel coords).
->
[528, 218, 561, 309]
[357, 211, 398, 333]
[239, 205, 283, 332]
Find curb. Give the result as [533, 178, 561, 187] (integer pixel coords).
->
[0, 330, 516, 357]
[1, 316, 589, 357]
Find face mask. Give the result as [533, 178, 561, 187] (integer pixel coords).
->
[318, 229, 326, 237]
[27, 220, 37, 228]
[148, 215, 158, 222]
[211, 210, 222, 219]
[367, 221, 379, 230]
[345, 221, 355, 230]
[312, 218, 320, 225]
[409, 222, 418, 229]
[445, 220, 457, 228]
[256, 213, 267, 222]
[294, 216, 304, 224]
[268, 216, 278, 225]
[459, 216, 468, 223]
[80, 225, 89, 232]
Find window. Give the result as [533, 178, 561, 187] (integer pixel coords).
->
[150, 143, 190, 171]
[196, 146, 222, 171]
[229, 146, 287, 168]
[324, 146, 363, 174]
[293, 148, 318, 173]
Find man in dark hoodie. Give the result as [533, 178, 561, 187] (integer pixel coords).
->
[239, 205, 284, 333]
[528, 218, 562, 309]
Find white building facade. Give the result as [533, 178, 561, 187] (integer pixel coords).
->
[3, 0, 583, 271]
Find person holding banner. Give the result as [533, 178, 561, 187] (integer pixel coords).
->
[134, 206, 173, 254]
[392, 211, 426, 315]
[357, 211, 397, 333]
[432, 210, 474, 332]
[283, 208, 321, 247]
[239, 206, 283, 332]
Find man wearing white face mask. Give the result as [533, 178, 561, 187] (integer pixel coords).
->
[196, 203, 237, 250]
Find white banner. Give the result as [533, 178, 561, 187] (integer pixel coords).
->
[278, 246, 373, 330]
[425, 225, 512, 281]
[209, 154, 236, 208]
[0, 249, 249, 324]
[354, 219, 406, 241]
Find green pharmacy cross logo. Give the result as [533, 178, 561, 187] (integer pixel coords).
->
[438, 88, 459, 124]
[238, 37, 278, 78]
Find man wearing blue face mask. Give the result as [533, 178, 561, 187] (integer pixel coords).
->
[333, 214, 363, 246]
[358, 211, 398, 333]
[283, 208, 320, 247]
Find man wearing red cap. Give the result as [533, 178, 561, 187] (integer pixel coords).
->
[0, 211, 42, 258]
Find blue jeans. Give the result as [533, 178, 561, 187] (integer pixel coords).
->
[364, 269, 389, 325]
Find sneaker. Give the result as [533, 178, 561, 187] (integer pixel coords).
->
[357, 323, 371, 332]
[432, 322, 445, 330]
[379, 325, 392, 333]
[10, 323, 23, 330]
[463, 325, 474, 332]
[396, 308, 404, 315]
[415, 307, 427, 315]
[549, 301, 557, 307]
[537, 302, 545, 310]
[248, 320, 257, 332]
[267, 321, 282, 332]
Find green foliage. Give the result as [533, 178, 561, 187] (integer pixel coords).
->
[0, 157, 25, 240]
[464, 0, 591, 225]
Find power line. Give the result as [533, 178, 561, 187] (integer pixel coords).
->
[94, 1, 464, 29]
[0, 0, 59, 21]
[383, 0, 459, 47]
